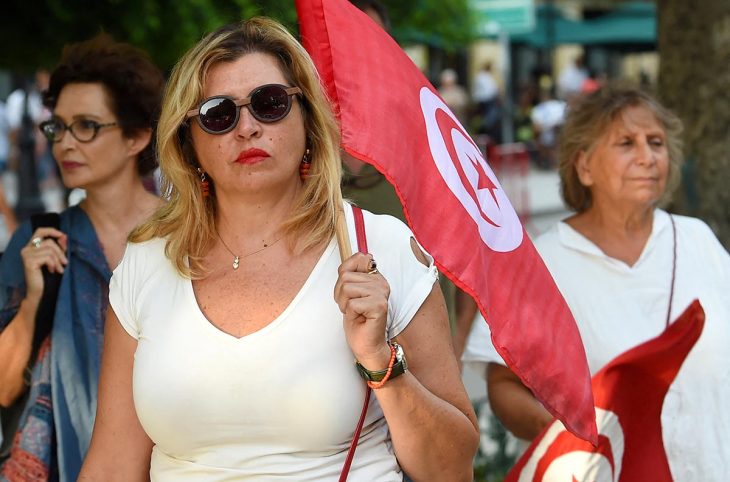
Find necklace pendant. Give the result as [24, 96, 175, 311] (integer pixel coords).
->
[232, 256, 240, 270]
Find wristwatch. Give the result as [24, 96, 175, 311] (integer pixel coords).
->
[355, 342, 408, 382]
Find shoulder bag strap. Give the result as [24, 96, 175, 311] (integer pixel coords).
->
[30, 212, 63, 354]
[339, 206, 373, 482]
[665, 214, 677, 329]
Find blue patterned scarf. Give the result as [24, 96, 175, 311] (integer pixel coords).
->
[0, 206, 111, 482]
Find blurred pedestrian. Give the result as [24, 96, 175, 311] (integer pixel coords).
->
[471, 62, 501, 142]
[6, 70, 50, 170]
[0, 33, 163, 480]
[530, 86, 566, 169]
[0, 100, 9, 174]
[6, 69, 60, 195]
[349, 0, 390, 30]
[0, 101, 17, 239]
[580, 68, 602, 95]
[438, 68, 470, 125]
[557, 53, 588, 101]
[512, 83, 539, 164]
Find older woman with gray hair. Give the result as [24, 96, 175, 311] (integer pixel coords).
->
[460, 84, 730, 479]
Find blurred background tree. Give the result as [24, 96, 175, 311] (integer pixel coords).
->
[0, 0, 296, 71]
[0, 0, 474, 72]
[657, 0, 730, 248]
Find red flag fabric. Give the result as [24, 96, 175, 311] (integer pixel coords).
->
[505, 300, 705, 482]
[295, 0, 596, 442]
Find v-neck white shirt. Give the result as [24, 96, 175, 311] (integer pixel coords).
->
[109, 205, 438, 481]
[463, 209, 730, 479]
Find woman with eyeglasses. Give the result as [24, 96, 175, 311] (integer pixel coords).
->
[79, 18, 478, 482]
[0, 34, 163, 480]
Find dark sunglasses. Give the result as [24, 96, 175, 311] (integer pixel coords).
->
[39, 117, 117, 143]
[186, 84, 302, 134]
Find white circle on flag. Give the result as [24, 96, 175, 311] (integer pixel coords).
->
[516, 408, 625, 482]
[420, 87, 522, 252]
[543, 452, 615, 482]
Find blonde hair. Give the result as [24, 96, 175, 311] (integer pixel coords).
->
[558, 84, 683, 213]
[131, 18, 343, 278]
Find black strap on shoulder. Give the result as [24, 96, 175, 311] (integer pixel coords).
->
[30, 212, 63, 353]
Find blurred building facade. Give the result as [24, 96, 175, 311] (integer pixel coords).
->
[469, 1, 658, 92]
[397, 1, 658, 143]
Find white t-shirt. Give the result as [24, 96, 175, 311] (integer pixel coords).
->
[462, 210, 730, 479]
[472, 71, 498, 103]
[530, 100, 566, 131]
[5, 88, 47, 129]
[557, 65, 587, 100]
[109, 205, 438, 481]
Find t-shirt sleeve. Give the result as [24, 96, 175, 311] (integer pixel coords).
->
[108, 242, 142, 339]
[461, 312, 507, 379]
[361, 210, 439, 339]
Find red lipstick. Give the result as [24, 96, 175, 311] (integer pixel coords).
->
[236, 148, 270, 165]
[60, 161, 84, 170]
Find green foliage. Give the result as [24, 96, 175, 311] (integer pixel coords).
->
[0, 0, 474, 72]
[384, 0, 477, 50]
[0, 0, 298, 72]
[472, 398, 519, 482]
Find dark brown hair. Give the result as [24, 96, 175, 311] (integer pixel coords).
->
[349, 0, 391, 30]
[43, 33, 164, 176]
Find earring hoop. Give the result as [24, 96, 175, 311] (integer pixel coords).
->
[197, 167, 210, 197]
[299, 145, 312, 180]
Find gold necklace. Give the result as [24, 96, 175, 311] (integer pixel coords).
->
[216, 232, 284, 270]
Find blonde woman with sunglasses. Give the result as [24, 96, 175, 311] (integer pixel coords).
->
[79, 18, 478, 482]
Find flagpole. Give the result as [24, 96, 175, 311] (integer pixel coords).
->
[335, 207, 352, 263]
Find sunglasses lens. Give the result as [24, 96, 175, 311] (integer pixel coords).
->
[199, 97, 237, 133]
[250, 85, 291, 122]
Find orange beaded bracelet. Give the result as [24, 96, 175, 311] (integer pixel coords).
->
[366, 343, 397, 389]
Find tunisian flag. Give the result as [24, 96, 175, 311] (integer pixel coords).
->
[505, 300, 705, 482]
[295, 0, 596, 442]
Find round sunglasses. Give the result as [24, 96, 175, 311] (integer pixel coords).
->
[186, 84, 302, 134]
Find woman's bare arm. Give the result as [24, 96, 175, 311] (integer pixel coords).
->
[0, 227, 67, 406]
[383, 283, 480, 481]
[487, 363, 553, 440]
[78, 307, 153, 481]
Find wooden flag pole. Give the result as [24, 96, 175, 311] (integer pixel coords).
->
[335, 207, 352, 263]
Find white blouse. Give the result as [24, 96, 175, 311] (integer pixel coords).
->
[109, 204, 438, 481]
[463, 210, 730, 479]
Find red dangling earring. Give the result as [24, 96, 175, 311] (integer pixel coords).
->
[299, 147, 312, 181]
[198, 168, 210, 197]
